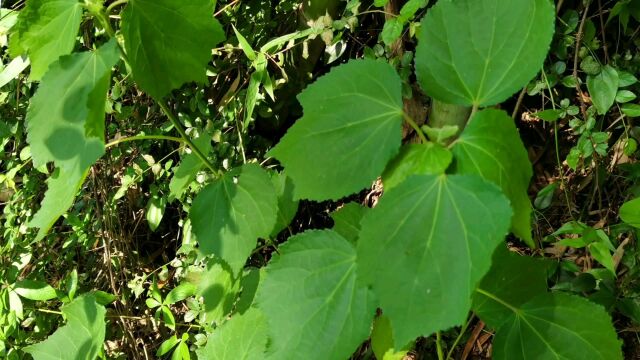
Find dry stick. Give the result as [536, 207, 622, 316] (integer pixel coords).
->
[573, 1, 592, 120]
[597, 0, 609, 62]
[461, 320, 486, 360]
[511, 87, 527, 120]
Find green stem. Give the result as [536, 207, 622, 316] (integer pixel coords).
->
[436, 331, 445, 360]
[106, 135, 184, 149]
[427, 99, 472, 143]
[106, 0, 129, 14]
[157, 100, 220, 175]
[402, 112, 428, 143]
[446, 314, 474, 360]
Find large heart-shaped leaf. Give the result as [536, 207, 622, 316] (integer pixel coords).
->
[269, 59, 404, 200]
[10, 0, 83, 80]
[490, 293, 622, 359]
[26, 40, 120, 240]
[121, 0, 225, 98]
[357, 174, 512, 347]
[474, 248, 622, 359]
[256, 230, 376, 359]
[451, 109, 534, 246]
[415, 0, 555, 106]
[190, 164, 277, 275]
[472, 245, 550, 328]
[24, 294, 106, 360]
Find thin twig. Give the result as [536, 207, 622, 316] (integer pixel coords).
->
[573, 1, 592, 120]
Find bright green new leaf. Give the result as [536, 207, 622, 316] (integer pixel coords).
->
[620, 198, 640, 228]
[256, 230, 375, 359]
[193, 258, 239, 325]
[269, 59, 404, 200]
[13, 280, 57, 301]
[169, 136, 212, 201]
[164, 283, 197, 305]
[491, 293, 622, 360]
[9, 0, 83, 80]
[190, 164, 277, 275]
[26, 40, 120, 240]
[121, 0, 225, 99]
[587, 65, 619, 115]
[0, 55, 29, 88]
[146, 195, 166, 232]
[472, 245, 550, 328]
[197, 308, 268, 360]
[270, 171, 299, 237]
[415, 0, 555, 106]
[24, 294, 106, 360]
[382, 143, 452, 191]
[330, 202, 368, 244]
[451, 109, 534, 247]
[357, 174, 512, 347]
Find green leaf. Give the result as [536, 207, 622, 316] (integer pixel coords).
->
[164, 283, 197, 305]
[146, 195, 166, 232]
[382, 18, 403, 45]
[472, 245, 550, 328]
[196, 308, 267, 360]
[398, 0, 428, 22]
[24, 295, 106, 360]
[330, 202, 368, 244]
[620, 198, 640, 228]
[490, 293, 622, 360]
[371, 315, 409, 360]
[357, 174, 512, 347]
[382, 143, 452, 191]
[415, 0, 555, 106]
[270, 172, 299, 237]
[618, 71, 637, 87]
[622, 103, 640, 117]
[534, 109, 562, 122]
[269, 59, 403, 200]
[190, 164, 277, 275]
[256, 230, 375, 359]
[615, 89, 636, 103]
[587, 65, 619, 115]
[451, 109, 534, 246]
[0, 55, 29, 88]
[235, 268, 261, 315]
[169, 136, 212, 201]
[232, 24, 256, 61]
[157, 335, 180, 357]
[26, 40, 120, 240]
[194, 258, 240, 325]
[121, 0, 225, 98]
[9, 0, 83, 80]
[13, 280, 57, 301]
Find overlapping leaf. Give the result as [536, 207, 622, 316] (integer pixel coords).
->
[193, 258, 239, 325]
[472, 245, 550, 328]
[26, 40, 120, 240]
[256, 230, 376, 359]
[474, 247, 622, 359]
[492, 293, 622, 359]
[190, 164, 277, 275]
[10, 0, 83, 80]
[121, 0, 225, 98]
[24, 294, 106, 360]
[269, 171, 298, 237]
[382, 143, 452, 191]
[330, 202, 368, 244]
[451, 109, 534, 246]
[357, 174, 512, 347]
[197, 308, 268, 360]
[415, 0, 555, 106]
[269, 59, 404, 200]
